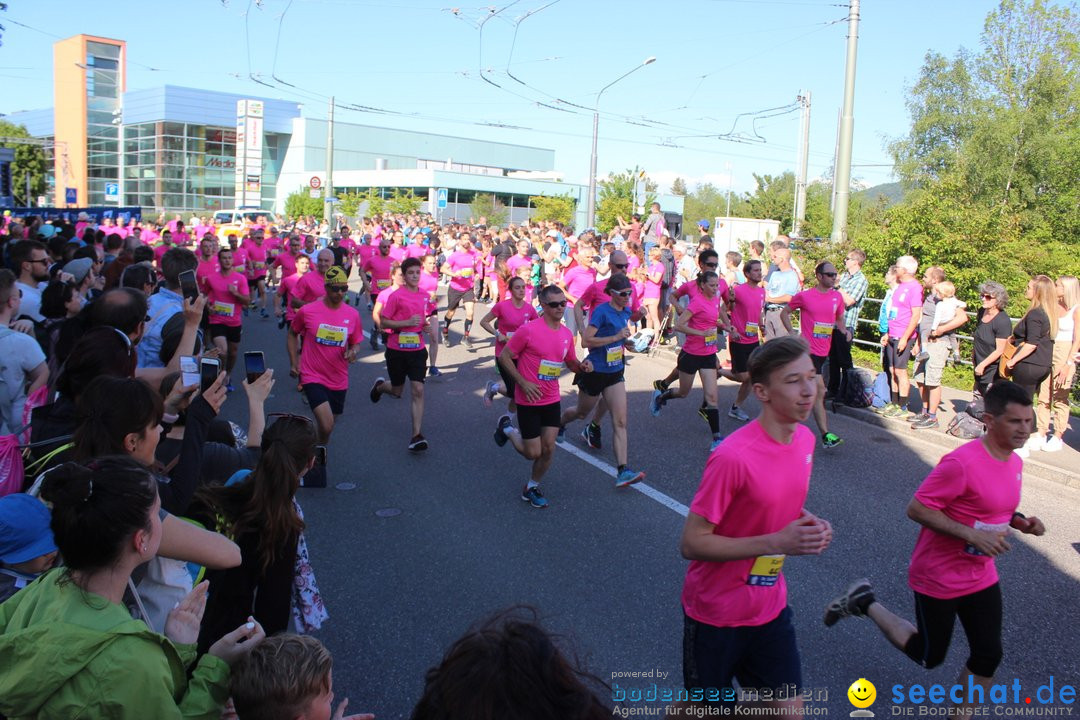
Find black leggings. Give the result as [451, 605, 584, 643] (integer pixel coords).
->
[903, 583, 1003, 677]
[1010, 362, 1050, 398]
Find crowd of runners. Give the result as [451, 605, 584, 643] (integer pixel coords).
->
[0, 205, 1075, 716]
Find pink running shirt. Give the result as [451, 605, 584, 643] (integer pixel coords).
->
[681, 292, 723, 356]
[446, 251, 479, 292]
[490, 299, 538, 358]
[291, 300, 362, 390]
[888, 279, 924, 339]
[504, 319, 575, 407]
[730, 283, 766, 345]
[382, 287, 428, 352]
[205, 271, 249, 327]
[789, 288, 844, 357]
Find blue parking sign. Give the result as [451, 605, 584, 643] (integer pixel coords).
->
[105, 182, 119, 201]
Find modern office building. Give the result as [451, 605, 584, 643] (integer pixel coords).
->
[7, 33, 682, 227]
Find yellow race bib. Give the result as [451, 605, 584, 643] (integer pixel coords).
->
[747, 554, 785, 587]
[744, 321, 759, 339]
[537, 359, 563, 381]
[704, 329, 718, 347]
[812, 321, 834, 338]
[315, 323, 347, 347]
[211, 301, 235, 317]
[398, 332, 421, 349]
[606, 344, 624, 366]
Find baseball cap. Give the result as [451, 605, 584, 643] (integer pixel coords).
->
[698, 219, 710, 230]
[546, 230, 559, 238]
[0, 494, 57, 565]
[63, 257, 94, 284]
[324, 266, 348, 285]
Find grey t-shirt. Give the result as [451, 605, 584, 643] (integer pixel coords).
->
[0, 329, 46, 435]
[919, 294, 938, 338]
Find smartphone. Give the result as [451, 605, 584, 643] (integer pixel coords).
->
[314, 445, 327, 467]
[200, 357, 221, 393]
[179, 269, 199, 301]
[243, 351, 266, 385]
[179, 355, 199, 388]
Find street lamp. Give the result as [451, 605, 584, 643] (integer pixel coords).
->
[586, 56, 656, 231]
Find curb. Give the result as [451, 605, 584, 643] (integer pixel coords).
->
[832, 404, 1080, 490]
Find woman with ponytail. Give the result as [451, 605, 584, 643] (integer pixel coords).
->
[0, 457, 265, 719]
[191, 415, 317, 652]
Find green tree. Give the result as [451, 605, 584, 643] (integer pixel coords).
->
[284, 186, 324, 219]
[683, 182, 748, 226]
[386, 189, 424, 215]
[529, 193, 577, 225]
[743, 172, 796, 231]
[469, 193, 508, 226]
[0, 121, 49, 205]
[670, 177, 688, 196]
[337, 190, 363, 218]
[595, 168, 656, 233]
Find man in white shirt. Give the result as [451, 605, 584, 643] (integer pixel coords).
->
[11, 241, 50, 323]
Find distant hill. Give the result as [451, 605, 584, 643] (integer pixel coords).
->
[856, 181, 904, 207]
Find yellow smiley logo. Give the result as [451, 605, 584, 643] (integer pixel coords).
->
[847, 678, 876, 708]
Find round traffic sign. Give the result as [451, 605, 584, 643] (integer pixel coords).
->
[309, 176, 322, 189]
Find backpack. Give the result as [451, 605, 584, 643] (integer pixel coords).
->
[946, 412, 985, 439]
[871, 371, 891, 409]
[835, 367, 873, 409]
[624, 328, 655, 353]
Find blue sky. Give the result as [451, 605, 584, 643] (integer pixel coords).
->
[1, 0, 1001, 194]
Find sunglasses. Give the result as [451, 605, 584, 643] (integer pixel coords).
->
[544, 300, 568, 308]
[611, 289, 633, 297]
[327, 284, 349, 292]
[981, 293, 994, 300]
[268, 412, 314, 426]
[703, 262, 718, 268]
[612, 263, 628, 270]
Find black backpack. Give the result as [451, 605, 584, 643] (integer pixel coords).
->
[835, 367, 872, 409]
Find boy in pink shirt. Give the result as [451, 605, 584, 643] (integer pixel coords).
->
[291, 265, 362, 446]
[369, 258, 432, 453]
[493, 285, 591, 509]
[783, 261, 848, 449]
[723, 259, 766, 422]
[680, 336, 832, 712]
[825, 381, 1045, 704]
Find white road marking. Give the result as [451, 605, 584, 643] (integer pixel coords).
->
[555, 440, 689, 517]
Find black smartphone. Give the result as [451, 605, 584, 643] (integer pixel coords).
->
[243, 351, 265, 385]
[200, 357, 221, 393]
[179, 269, 199, 301]
[314, 445, 327, 467]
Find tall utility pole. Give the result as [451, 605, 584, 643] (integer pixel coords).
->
[830, 0, 860, 244]
[324, 96, 334, 231]
[792, 91, 811, 237]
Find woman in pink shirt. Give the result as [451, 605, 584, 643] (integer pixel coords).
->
[276, 254, 310, 378]
[642, 246, 665, 341]
[650, 271, 730, 450]
[480, 276, 539, 412]
[371, 263, 404, 350]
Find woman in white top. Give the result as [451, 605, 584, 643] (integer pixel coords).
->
[1037, 275, 1080, 452]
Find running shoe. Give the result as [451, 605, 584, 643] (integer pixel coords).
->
[649, 390, 665, 417]
[463, 335, 473, 349]
[556, 425, 566, 443]
[822, 432, 844, 449]
[728, 405, 750, 422]
[582, 422, 602, 450]
[908, 412, 930, 425]
[483, 380, 499, 407]
[260, 309, 269, 319]
[615, 468, 645, 488]
[428, 366, 443, 377]
[369, 376, 385, 404]
[652, 378, 669, 393]
[710, 437, 724, 452]
[521, 485, 548, 509]
[226, 383, 236, 394]
[910, 415, 939, 430]
[824, 579, 875, 627]
[880, 404, 905, 418]
[697, 406, 709, 423]
[494, 415, 512, 447]
[408, 434, 428, 452]
[914, 351, 929, 362]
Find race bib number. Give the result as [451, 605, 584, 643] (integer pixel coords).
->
[606, 344, 624, 366]
[744, 321, 759, 339]
[253, 261, 266, 271]
[211, 301, 235, 317]
[376, 279, 391, 290]
[537, 359, 563, 381]
[747, 554, 785, 587]
[315, 323, 347, 347]
[459, 268, 474, 278]
[704, 329, 718, 347]
[398, 332, 421, 349]
[888, 307, 898, 320]
[812, 321, 834, 339]
[964, 520, 1009, 557]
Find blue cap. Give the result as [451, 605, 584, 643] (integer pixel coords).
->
[698, 219, 710, 230]
[0, 493, 57, 565]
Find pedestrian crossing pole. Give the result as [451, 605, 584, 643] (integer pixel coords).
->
[830, 0, 860, 244]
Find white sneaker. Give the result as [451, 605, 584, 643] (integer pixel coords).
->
[1043, 436, 1064, 452]
[1025, 435, 1046, 452]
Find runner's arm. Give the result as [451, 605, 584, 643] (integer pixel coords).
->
[673, 307, 703, 337]
[906, 498, 1009, 555]
[580, 323, 628, 349]
[680, 510, 829, 561]
[479, 309, 499, 338]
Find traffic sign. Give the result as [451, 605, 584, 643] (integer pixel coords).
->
[436, 188, 448, 209]
[65, 187, 77, 205]
[105, 182, 119, 202]
[309, 176, 322, 189]
[309, 188, 322, 199]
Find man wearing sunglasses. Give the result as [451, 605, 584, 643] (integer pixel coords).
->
[782, 261, 848, 449]
[291, 265, 362, 447]
[494, 285, 592, 509]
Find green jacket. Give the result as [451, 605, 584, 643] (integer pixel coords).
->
[0, 568, 230, 719]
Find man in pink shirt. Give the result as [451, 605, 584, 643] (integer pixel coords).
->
[271, 235, 303, 283]
[291, 265, 362, 446]
[204, 247, 251, 390]
[360, 240, 395, 316]
[369, 257, 432, 452]
[722, 259, 766, 422]
[558, 245, 597, 338]
[440, 235, 480, 348]
[783, 261, 848, 449]
[242, 228, 270, 319]
[825, 381, 1045, 706]
[277, 254, 309, 370]
[493, 284, 591, 509]
[680, 336, 832, 712]
[881, 255, 923, 417]
[195, 236, 220, 289]
[153, 230, 174, 268]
